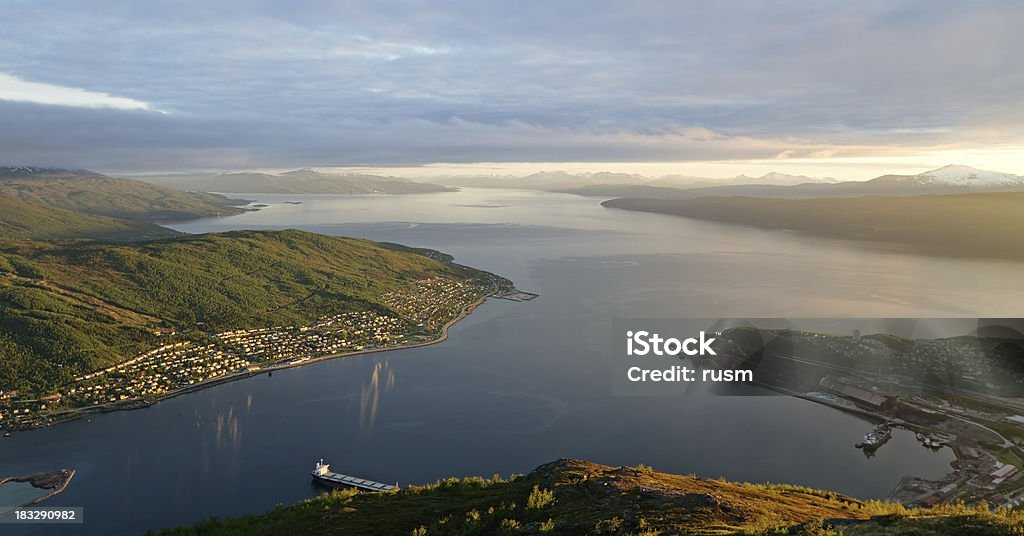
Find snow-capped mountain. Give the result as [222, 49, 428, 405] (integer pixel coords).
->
[861, 165, 1024, 194]
[911, 165, 1024, 188]
[0, 166, 103, 179]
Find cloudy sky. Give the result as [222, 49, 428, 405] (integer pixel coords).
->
[1, 0, 1022, 178]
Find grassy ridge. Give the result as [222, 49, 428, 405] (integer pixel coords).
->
[153, 459, 868, 536]
[602, 193, 1024, 261]
[0, 196, 179, 241]
[0, 230, 485, 392]
[0, 170, 246, 220]
[153, 459, 1024, 535]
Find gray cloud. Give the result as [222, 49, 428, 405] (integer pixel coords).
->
[0, 0, 1021, 171]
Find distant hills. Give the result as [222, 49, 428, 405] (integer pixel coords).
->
[438, 170, 647, 190]
[0, 196, 179, 241]
[439, 170, 839, 192]
[134, 168, 455, 195]
[0, 166, 106, 180]
[603, 192, 1024, 261]
[102, 164, 1024, 199]
[440, 165, 1024, 199]
[0, 166, 246, 220]
[598, 165, 1024, 262]
[650, 171, 840, 188]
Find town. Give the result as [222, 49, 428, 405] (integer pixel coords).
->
[0, 276, 496, 431]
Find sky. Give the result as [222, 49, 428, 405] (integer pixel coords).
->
[1, 0, 1022, 179]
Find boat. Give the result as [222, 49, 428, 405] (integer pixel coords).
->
[856, 424, 892, 452]
[916, 433, 945, 449]
[311, 459, 397, 492]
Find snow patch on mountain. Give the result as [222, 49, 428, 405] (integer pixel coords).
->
[914, 165, 1024, 188]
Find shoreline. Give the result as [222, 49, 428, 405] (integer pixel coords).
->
[9, 294, 497, 434]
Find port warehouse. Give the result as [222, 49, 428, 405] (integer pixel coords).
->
[819, 375, 897, 410]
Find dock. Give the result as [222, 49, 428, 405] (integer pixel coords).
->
[311, 459, 397, 492]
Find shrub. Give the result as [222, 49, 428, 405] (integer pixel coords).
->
[526, 486, 555, 510]
[594, 517, 623, 534]
[742, 512, 788, 535]
[499, 518, 521, 533]
[860, 499, 909, 517]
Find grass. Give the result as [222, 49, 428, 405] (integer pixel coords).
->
[153, 459, 1024, 535]
[151, 459, 873, 536]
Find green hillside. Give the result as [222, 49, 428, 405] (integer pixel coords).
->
[154, 459, 1023, 535]
[602, 193, 1024, 260]
[0, 167, 246, 220]
[0, 229, 493, 392]
[0, 195, 179, 241]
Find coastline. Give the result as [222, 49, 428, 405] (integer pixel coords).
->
[756, 380, 983, 505]
[9, 294, 498, 434]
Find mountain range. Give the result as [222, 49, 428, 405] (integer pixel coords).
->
[438, 170, 839, 191]
[134, 168, 455, 195]
[439, 165, 1024, 198]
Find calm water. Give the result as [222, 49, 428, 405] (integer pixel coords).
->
[6, 188, 1024, 534]
[0, 481, 48, 515]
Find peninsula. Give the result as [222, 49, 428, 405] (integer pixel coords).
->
[0, 228, 527, 432]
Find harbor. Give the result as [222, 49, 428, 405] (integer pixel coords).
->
[0, 468, 76, 517]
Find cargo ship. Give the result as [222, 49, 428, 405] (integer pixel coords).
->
[311, 459, 398, 492]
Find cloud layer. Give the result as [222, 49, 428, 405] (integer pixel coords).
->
[1, 0, 1021, 171]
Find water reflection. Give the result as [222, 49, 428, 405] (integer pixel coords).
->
[213, 405, 242, 453]
[359, 360, 395, 434]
